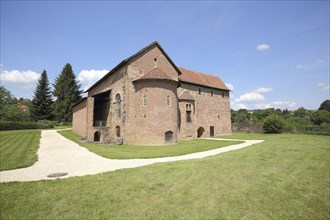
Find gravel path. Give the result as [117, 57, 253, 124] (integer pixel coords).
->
[0, 130, 264, 183]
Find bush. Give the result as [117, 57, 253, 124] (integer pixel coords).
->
[0, 121, 53, 130]
[263, 115, 285, 134]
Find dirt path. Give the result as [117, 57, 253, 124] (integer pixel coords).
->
[0, 130, 263, 183]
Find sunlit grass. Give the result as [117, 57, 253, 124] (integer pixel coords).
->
[1, 133, 329, 219]
[0, 130, 40, 171]
[58, 129, 242, 159]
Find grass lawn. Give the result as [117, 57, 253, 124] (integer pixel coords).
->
[0, 130, 40, 171]
[1, 133, 329, 219]
[58, 129, 242, 159]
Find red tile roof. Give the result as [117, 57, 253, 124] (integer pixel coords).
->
[178, 67, 229, 90]
[134, 67, 176, 82]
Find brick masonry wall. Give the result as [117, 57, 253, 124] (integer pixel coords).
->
[72, 99, 87, 137]
[178, 82, 231, 138]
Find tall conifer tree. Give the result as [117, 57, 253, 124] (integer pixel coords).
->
[53, 63, 82, 122]
[31, 70, 53, 120]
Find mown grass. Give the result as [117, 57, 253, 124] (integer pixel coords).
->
[0, 130, 40, 171]
[58, 129, 242, 159]
[1, 133, 329, 219]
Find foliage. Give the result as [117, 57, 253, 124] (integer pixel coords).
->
[0, 134, 329, 219]
[0, 130, 40, 170]
[293, 107, 309, 118]
[31, 70, 53, 121]
[58, 130, 242, 159]
[234, 109, 251, 123]
[263, 115, 285, 133]
[310, 110, 330, 125]
[318, 100, 330, 112]
[0, 86, 16, 106]
[0, 121, 52, 130]
[53, 63, 82, 123]
[0, 104, 31, 122]
[0, 86, 32, 122]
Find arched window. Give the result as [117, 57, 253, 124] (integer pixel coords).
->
[165, 131, 173, 143]
[115, 94, 121, 117]
[116, 126, 120, 137]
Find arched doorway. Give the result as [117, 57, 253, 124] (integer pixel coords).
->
[94, 131, 101, 142]
[165, 131, 173, 143]
[197, 127, 205, 138]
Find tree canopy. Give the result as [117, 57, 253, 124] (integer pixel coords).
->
[53, 63, 82, 123]
[31, 70, 53, 121]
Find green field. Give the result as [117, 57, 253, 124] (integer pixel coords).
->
[58, 129, 242, 159]
[1, 133, 329, 219]
[0, 130, 40, 171]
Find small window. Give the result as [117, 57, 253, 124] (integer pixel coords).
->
[186, 111, 192, 123]
[167, 95, 171, 106]
[143, 95, 147, 106]
[198, 88, 201, 94]
[222, 92, 224, 98]
[115, 94, 121, 117]
[211, 90, 214, 96]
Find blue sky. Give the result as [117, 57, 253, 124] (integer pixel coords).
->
[1, 1, 329, 110]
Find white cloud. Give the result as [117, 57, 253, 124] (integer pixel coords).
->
[255, 101, 296, 110]
[235, 92, 265, 103]
[318, 82, 330, 91]
[78, 69, 109, 91]
[0, 70, 40, 88]
[296, 59, 325, 70]
[255, 87, 273, 93]
[225, 83, 234, 91]
[256, 44, 270, 51]
[231, 103, 248, 110]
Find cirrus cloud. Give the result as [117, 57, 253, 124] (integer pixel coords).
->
[255, 87, 273, 93]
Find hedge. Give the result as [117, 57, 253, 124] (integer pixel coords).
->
[0, 121, 53, 130]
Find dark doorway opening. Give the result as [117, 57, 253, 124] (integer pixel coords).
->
[197, 127, 205, 138]
[165, 131, 173, 143]
[210, 126, 214, 137]
[93, 91, 110, 127]
[94, 131, 101, 142]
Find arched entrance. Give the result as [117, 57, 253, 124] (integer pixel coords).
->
[197, 127, 205, 138]
[165, 131, 173, 143]
[94, 131, 101, 142]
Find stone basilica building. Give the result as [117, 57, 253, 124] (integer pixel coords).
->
[72, 41, 231, 145]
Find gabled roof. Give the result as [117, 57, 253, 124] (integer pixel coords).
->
[179, 90, 195, 101]
[85, 41, 182, 92]
[178, 67, 229, 91]
[133, 67, 177, 82]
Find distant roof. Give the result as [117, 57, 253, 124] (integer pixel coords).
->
[85, 41, 182, 92]
[179, 90, 195, 101]
[133, 67, 177, 83]
[178, 67, 229, 91]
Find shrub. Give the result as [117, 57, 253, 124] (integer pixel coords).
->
[0, 121, 53, 130]
[263, 115, 285, 134]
